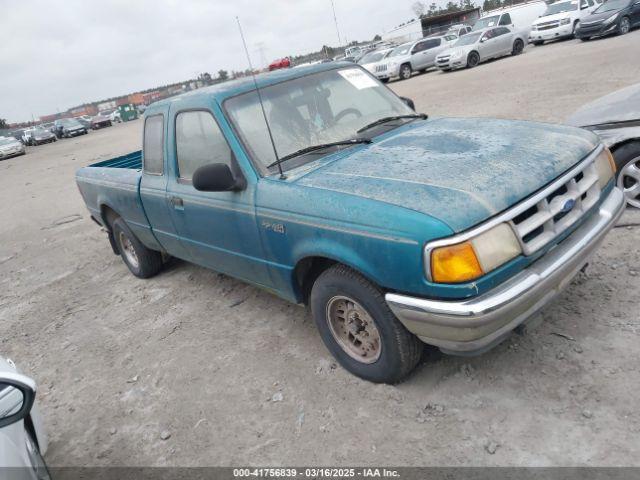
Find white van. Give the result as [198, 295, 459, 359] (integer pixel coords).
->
[473, 1, 548, 38]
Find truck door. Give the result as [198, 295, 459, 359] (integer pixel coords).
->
[164, 107, 272, 287]
[139, 112, 191, 260]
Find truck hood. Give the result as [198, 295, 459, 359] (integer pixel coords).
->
[533, 11, 576, 24]
[294, 117, 598, 232]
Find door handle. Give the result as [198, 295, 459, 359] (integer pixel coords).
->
[170, 196, 184, 209]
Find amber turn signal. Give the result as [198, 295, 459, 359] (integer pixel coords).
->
[431, 241, 484, 283]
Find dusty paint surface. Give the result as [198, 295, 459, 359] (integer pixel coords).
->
[296, 118, 598, 232]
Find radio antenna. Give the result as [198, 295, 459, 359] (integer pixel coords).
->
[236, 16, 284, 179]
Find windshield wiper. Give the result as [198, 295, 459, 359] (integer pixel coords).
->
[267, 138, 372, 169]
[356, 113, 428, 134]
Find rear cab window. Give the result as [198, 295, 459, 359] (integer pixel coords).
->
[499, 13, 512, 25]
[143, 115, 164, 175]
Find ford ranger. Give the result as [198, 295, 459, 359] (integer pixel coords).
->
[76, 63, 625, 383]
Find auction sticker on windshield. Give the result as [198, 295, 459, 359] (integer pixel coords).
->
[338, 68, 378, 89]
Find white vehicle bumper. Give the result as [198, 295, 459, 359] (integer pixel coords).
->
[529, 24, 574, 42]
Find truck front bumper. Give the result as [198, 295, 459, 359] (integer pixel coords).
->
[529, 24, 574, 42]
[385, 187, 625, 355]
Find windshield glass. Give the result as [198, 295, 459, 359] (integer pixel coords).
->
[225, 67, 413, 173]
[389, 44, 412, 57]
[358, 51, 386, 64]
[454, 32, 482, 45]
[543, 1, 578, 15]
[594, 0, 629, 12]
[0, 137, 16, 145]
[472, 15, 500, 30]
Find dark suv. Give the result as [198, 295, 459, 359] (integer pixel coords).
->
[53, 118, 88, 138]
[575, 0, 640, 39]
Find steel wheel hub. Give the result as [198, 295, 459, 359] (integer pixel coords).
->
[618, 157, 640, 209]
[326, 296, 381, 364]
[119, 232, 139, 269]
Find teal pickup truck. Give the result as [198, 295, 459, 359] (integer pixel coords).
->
[76, 63, 625, 383]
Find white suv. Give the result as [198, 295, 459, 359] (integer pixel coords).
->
[530, 0, 598, 44]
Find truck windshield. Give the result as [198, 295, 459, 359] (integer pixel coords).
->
[543, 1, 578, 15]
[472, 15, 500, 30]
[225, 67, 414, 173]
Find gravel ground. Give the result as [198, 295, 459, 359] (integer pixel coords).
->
[1, 32, 639, 467]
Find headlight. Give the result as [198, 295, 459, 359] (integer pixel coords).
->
[560, 18, 571, 25]
[604, 13, 618, 24]
[594, 146, 616, 189]
[428, 223, 522, 283]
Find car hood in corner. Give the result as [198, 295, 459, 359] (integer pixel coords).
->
[294, 117, 599, 232]
[566, 82, 640, 127]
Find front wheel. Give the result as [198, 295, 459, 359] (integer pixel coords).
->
[466, 51, 480, 68]
[619, 16, 630, 35]
[613, 142, 640, 209]
[512, 39, 524, 55]
[399, 63, 412, 80]
[310, 264, 423, 383]
[112, 217, 163, 278]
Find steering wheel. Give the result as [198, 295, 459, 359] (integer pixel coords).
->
[334, 108, 362, 123]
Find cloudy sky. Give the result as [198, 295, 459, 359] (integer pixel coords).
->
[1, 0, 426, 123]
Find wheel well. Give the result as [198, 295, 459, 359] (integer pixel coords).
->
[294, 257, 337, 304]
[100, 204, 120, 231]
[610, 138, 640, 155]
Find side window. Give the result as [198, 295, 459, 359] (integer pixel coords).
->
[143, 115, 164, 175]
[175, 110, 232, 181]
[499, 13, 512, 25]
[411, 41, 426, 53]
[425, 38, 441, 48]
[495, 27, 510, 36]
[482, 29, 495, 40]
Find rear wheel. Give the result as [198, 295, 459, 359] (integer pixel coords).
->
[466, 51, 480, 68]
[619, 16, 630, 35]
[112, 217, 163, 278]
[511, 38, 524, 55]
[310, 264, 423, 383]
[613, 142, 640, 209]
[399, 63, 412, 80]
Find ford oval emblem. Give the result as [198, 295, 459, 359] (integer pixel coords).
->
[561, 199, 576, 213]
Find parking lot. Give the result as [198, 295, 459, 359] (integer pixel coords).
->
[1, 31, 640, 467]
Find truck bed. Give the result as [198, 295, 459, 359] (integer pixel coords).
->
[89, 150, 142, 170]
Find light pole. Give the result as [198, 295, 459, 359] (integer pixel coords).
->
[330, 0, 342, 46]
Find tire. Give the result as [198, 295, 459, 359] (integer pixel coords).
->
[533, 40, 544, 46]
[511, 38, 524, 55]
[466, 51, 480, 68]
[619, 16, 630, 35]
[580, 36, 592, 41]
[112, 217, 163, 278]
[573, 20, 580, 37]
[310, 264, 423, 383]
[399, 63, 412, 80]
[612, 141, 640, 209]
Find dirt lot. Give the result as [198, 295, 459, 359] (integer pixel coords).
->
[1, 32, 640, 467]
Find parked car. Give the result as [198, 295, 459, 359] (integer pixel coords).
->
[21, 129, 35, 146]
[575, 0, 640, 39]
[567, 82, 640, 208]
[269, 57, 291, 71]
[472, 1, 547, 38]
[381, 35, 458, 80]
[76, 118, 92, 131]
[0, 136, 26, 159]
[0, 356, 49, 479]
[29, 128, 57, 145]
[117, 103, 139, 122]
[90, 113, 112, 129]
[436, 26, 527, 71]
[357, 48, 395, 82]
[11, 130, 27, 144]
[76, 63, 624, 383]
[53, 118, 88, 138]
[530, 0, 598, 44]
[446, 24, 472, 36]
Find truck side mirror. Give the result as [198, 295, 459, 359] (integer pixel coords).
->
[193, 163, 245, 192]
[400, 97, 416, 111]
[0, 372, 36, 429]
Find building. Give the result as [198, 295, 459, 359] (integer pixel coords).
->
[421, 8, 482, 36]
[382, 8, 482, 43]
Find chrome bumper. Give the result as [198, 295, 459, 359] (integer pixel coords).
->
[386, 187, 626, 354]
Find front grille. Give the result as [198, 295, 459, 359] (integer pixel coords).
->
[537, 21, 560, 30]
[375, 64, 387, 72]
[509, 154, 601, 255]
